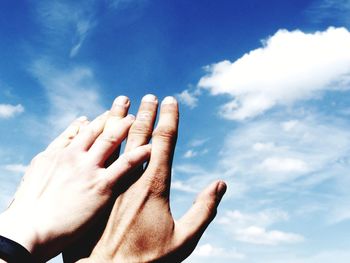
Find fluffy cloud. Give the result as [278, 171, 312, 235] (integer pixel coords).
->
[176, 89, 199, 109]
[198, 27, 350, 120]
[0, 104, 24, 119]
[218, 209, 304, 245]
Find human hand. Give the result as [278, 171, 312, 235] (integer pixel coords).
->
[0, 96, 151, 262]
[69, 95, 226, 263]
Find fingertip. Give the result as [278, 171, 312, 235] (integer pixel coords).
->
[162, 96, 177, 105]
[216, 180, 227, 201]
[77, 116, 88, 122]
[200, 180, 226, 207]
[142, 94, 158, 103]
[114, 95, 130, 106]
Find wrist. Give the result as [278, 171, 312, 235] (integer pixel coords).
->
[0, 209, 39, 256]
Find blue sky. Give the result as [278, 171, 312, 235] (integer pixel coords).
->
[1, 0, 350, 262]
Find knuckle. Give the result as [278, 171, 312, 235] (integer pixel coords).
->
[137, 110, 152, 121]
[84, 127, 97, 139]
[59, 149, 78, 163]
[144, 172, 168, 197]
[129, 122, 153, 137]
[120, 154, 133, 169]
[152, 126, 177, 142]
[96, 178, 113, 196]
[100, 133, 119, 144]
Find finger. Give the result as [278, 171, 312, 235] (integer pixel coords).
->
[68, 111, 109, 151]
[46, 116, 88, 151]
[176, 181, 226, 245]
[88, 115, 135, 165]
[104, 96, 130, 167]
[124, 94, 158, 152]
[144, 96, 179, 195]
[110, 95, 130, 118]
[104, 144, 152, 188]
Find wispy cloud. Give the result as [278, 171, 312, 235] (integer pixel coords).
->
[198, 27, 350, 120]
[188, 138, 209, 147]
[219, 115, 350, 193]
[307, 0, 350, 25]
[0, 104, 24, 119]
[35, 0, 96, 58]
[2, 164, 28, 174]
[183, 149, 198, 159]
[69, 19, 95, 58]
[108, 0, 147, 10]
[218, 209, 304, 245]
[171, 180, 197, 193]
[30, 59, 104, 137]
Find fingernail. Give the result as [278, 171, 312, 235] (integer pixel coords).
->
[216, 181, 227, 201]
[142, 94, 157, 102]
[114, 95, 129, 106]
[162, 96, 177, 104]
[77, 116, 88, 121]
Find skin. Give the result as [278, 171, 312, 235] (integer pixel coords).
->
[0, 96, 151, 262]
[64, 95, 227, 263]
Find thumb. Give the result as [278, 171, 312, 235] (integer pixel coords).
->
[176, 180, 226, 247]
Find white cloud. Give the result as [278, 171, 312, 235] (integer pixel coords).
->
[218, 209, 304, 245]
[176, 89, 199, 109]
[30, 59, 104, 137]
[218, 209, 289, 227]
[193, 243, 245, 259]
[183, 149, 198, 158]
[198, 27, 350, 120]
[235, 226, 304, 245]
[260, 157, 309, 173]
[174, 164, 207, 175]
[171, 180, 197, 193]
[219, 115, 350, 192]
[262, 249, 350, 263]
[307, 0, 350, 25]
[3, 164, 28, 174]
[36, 0, 96, 58]
[109, 0, 146, 9]
[0, 104, 24, 119]
[189, 138, 209, 147]
[69, 19, 94, 58]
